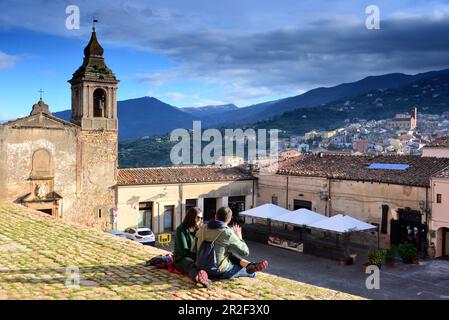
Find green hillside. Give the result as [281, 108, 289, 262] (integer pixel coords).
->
[255, 74, 449, 135]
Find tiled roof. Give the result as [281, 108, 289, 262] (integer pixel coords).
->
[277, 154, 449, 187]
[424, 136, 449, 148]
[118, 166, 256, 185]
[0, 112, 79, 129]
[433, 167, 449, 179]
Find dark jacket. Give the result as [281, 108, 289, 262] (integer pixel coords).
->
[173, 223, 196, 263]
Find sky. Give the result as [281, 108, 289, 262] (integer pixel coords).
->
[1, 0, 449, 120]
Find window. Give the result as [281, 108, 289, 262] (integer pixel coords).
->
[293, 200, 312, 210]
[138, 202, 153, 229]
[163, 205, 174, 232]
[229, 196, 246, 223]
[381, 205, 389, 234]
[185, 199, 197, 213]
[437, 194, 442, 204]
[271, 195, 278, 205]
[125, 228, 135, 234]
[203, 198, 217, 221]
[98, 209, 102, 219]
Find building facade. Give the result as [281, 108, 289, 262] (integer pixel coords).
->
[387, 107, 418, 131]
[431, 169, 449, 258]
[0, 29, 118, 229]
[257, 154, 449, 249]
[116, 166, 256, 234]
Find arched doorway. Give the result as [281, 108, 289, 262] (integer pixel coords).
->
[31, 149, 52, 177]
[93, 88, 107, 118]
[440, 227, 449, 258]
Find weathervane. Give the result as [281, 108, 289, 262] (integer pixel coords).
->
[38, 89, 44, 100]
[92, 16, 99, 31]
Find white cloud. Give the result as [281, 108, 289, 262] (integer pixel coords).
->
[0, 51, 20, 70]
[0, 114, 20, 121]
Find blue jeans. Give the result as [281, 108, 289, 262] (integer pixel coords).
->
[217, 264, 256, 279]
[215, 253, 256, 279]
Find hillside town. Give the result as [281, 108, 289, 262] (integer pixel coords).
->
[284, 107, 449, 157]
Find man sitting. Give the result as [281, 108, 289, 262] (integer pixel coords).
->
[191, 207, 268, 279]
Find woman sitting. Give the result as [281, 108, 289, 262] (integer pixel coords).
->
[173, 207, 209, 287]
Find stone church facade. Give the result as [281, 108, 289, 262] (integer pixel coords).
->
[0, 29, 118, 230]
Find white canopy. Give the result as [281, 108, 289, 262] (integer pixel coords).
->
[271, 208, 328, 226]
[239, 203, 289, 219]
[309, 214, 376, 234]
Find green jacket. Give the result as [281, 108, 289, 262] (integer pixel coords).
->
[173, 223, 195, 263]
[191, 224, 250, 273]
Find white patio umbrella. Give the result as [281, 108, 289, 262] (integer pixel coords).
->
[239, 203, 290, 219]
[271, 208, 328, 226]
[309, 214, 376, 234]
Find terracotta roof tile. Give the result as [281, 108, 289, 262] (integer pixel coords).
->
[118, 166, 256, 185]
[424, 136, 449, 148]
[433, 166, 449, 179]
[277, 154, 449, 187]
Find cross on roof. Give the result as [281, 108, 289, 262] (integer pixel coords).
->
[38, 89, 44, 100]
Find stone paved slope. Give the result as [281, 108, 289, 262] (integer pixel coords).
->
[0, 202, 360, 300]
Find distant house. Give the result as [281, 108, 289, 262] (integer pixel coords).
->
[387, 107, 418, 131]
[352, 139, 369, 153]
[422, 136, 449, 158]
[214, 155, 245, 167]
[279, 149, 301, 160]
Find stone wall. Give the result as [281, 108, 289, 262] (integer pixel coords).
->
[0, 125, 78, 211]
[0, 123, 118, 231]
[68, 130, 118, 230]
[257, 173, 427, 248]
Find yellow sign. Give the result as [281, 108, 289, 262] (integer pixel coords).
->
[157, 233, 172, 246]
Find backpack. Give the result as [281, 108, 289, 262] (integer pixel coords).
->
[195, 227, 225, 277]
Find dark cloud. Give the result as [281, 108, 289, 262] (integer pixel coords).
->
[1, 1, 449, 104]
[135, 15, 449, 101]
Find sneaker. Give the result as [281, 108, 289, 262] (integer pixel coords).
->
[246, 260, 269, 274]
[195, 270, 209, 288]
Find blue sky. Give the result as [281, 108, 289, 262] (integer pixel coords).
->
[1, 0, 449, 120]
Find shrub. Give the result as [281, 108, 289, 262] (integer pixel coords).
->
[385, 245, 397, 262]
[367, 249, 385, 266]
[397, 243, 417, 263]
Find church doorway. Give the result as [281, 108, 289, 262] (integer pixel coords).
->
[38, 209, 53, 215]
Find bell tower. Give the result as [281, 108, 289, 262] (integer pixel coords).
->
[67, 22, 119, 230]
[69, 25, 119, 131]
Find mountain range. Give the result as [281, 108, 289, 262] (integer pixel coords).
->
[180, 103, 238, 117]
[255, 73, 449, 135]
[53, 68, 449, 141]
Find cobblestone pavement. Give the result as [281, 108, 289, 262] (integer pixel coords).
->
[0, 203, 360, 300]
